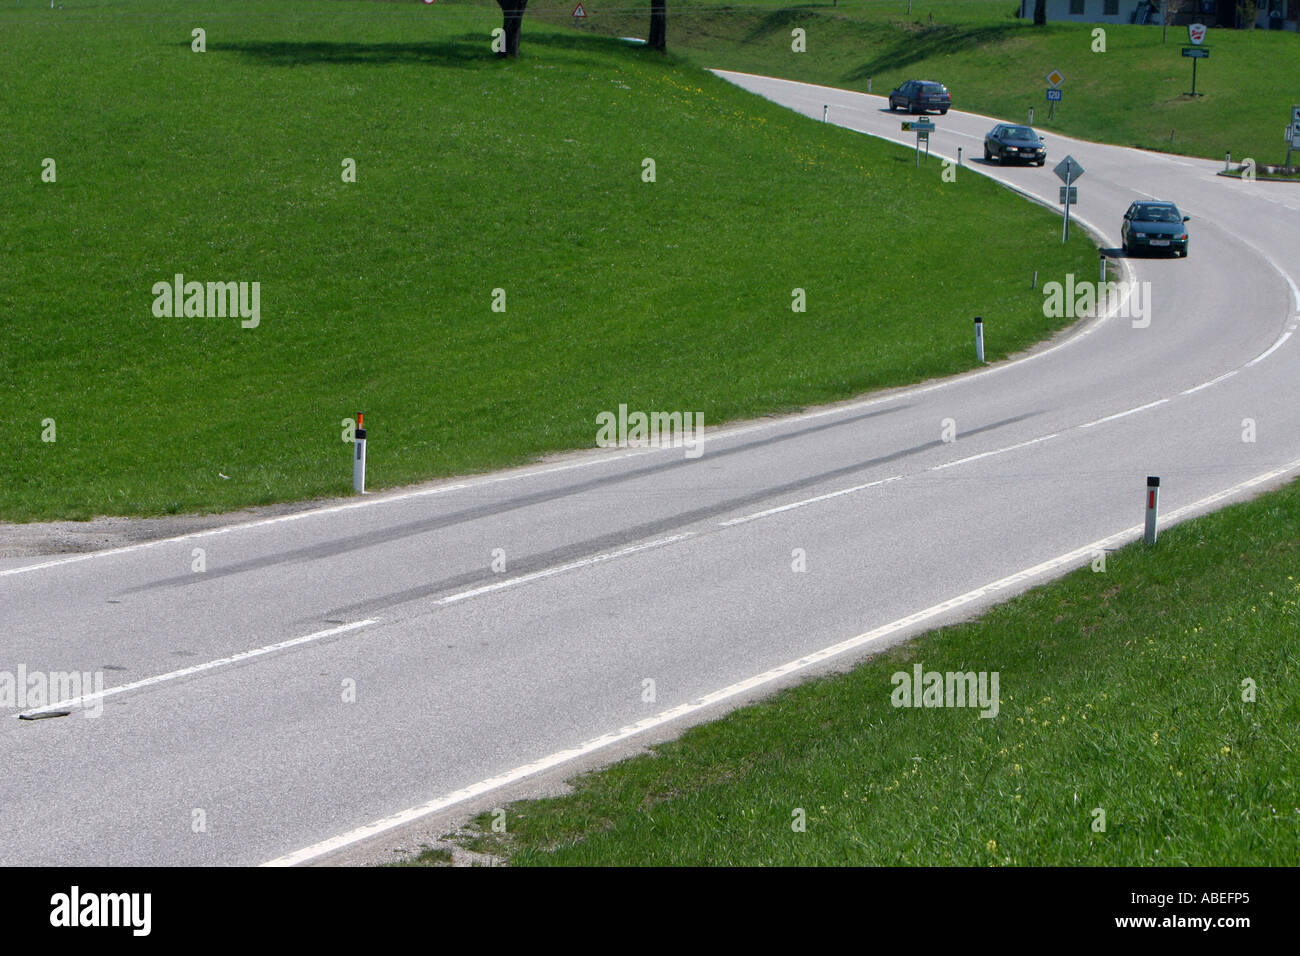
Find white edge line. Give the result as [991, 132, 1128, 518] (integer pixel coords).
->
[15, 619, 377, 718]
[263, 455, 1300, 867]
[1246, 330, 1293, 368]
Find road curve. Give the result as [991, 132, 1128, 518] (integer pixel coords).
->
[2, 72, 1298, 866]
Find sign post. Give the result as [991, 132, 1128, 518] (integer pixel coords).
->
[1045, 69, 1064, 121]
[1288, 104, 1300, 167]
[901, 119, 935, 166]
[1181, 24, 1209, 97]
[1054, 155, 1085, 243]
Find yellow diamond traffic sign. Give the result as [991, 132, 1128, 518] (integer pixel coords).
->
[1046, 69, 1064, 88]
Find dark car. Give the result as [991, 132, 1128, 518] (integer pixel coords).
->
[887, 80, 950, 115]
[983, 124, 1046, 166]
[1121, 201, 1190, 257]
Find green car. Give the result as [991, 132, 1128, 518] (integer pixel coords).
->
[1121, 201, 1190, 258]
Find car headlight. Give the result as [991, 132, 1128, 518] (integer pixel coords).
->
[1134, 232, 1147, 238]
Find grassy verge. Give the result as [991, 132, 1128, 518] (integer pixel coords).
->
[565, 0, 1300, 164]
[431, 477, 1300, 865]
[1218, 168, 1300, 182]
[1, 0, 1094, 522]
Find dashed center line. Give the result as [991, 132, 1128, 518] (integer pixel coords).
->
[718, 476, 904, 527]
[15, 619, 378, 719]
[1079, 398, 1169, 429]
[433, 533, 696, 607]
[929, 433, 1060, 471]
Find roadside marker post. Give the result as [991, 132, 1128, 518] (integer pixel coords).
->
[353, 412, 367, 494]
[1144, 476, 1160, 545]
[1100, 253, 1107, 284]
[823, 104, 828, 122]
[974, 316, 985, 363]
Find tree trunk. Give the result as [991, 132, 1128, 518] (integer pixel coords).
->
[1033, 0, 1046, 25]
[497, 0, 528, 58]
[649, 1, 667, 52]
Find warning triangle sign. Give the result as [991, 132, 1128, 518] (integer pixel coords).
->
[573, 3, 587, 17]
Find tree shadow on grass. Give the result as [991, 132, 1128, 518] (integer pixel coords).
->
[740, 5, 829, 43]
[844, 23, 1025, 81]
[204, 30, 655, 71]
[206, 35, 498, 69]
[723, 8, 1027, 84]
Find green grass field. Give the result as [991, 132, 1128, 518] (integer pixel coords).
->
[568, 0, 1300, 164]
[1, 0, 1095, 522]
[419, 477, 1300, 866]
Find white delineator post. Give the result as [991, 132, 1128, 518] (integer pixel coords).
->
[974, 316, 985, 363]
[353, 412, 367, 494]
[1144, 476, 1160, 545]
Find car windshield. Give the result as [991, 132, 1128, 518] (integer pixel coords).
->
[920, 84, 946, 93]
[1004, 127, 1036, 138]
[1136, 205, 1181, 222]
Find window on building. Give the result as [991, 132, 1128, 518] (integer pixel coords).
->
[1070, 0, 1085, 15]
[1104, 0, 1118, 14]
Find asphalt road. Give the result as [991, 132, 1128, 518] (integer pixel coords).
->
[3, 73, 1298, 866]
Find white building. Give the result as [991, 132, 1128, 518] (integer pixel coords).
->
[1017, 0, 1296, 30]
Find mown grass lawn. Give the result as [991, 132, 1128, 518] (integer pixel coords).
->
[1, 0, 1094, 522]
[565, 0, 1300, 164]
[438, 477, 1300, 865]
